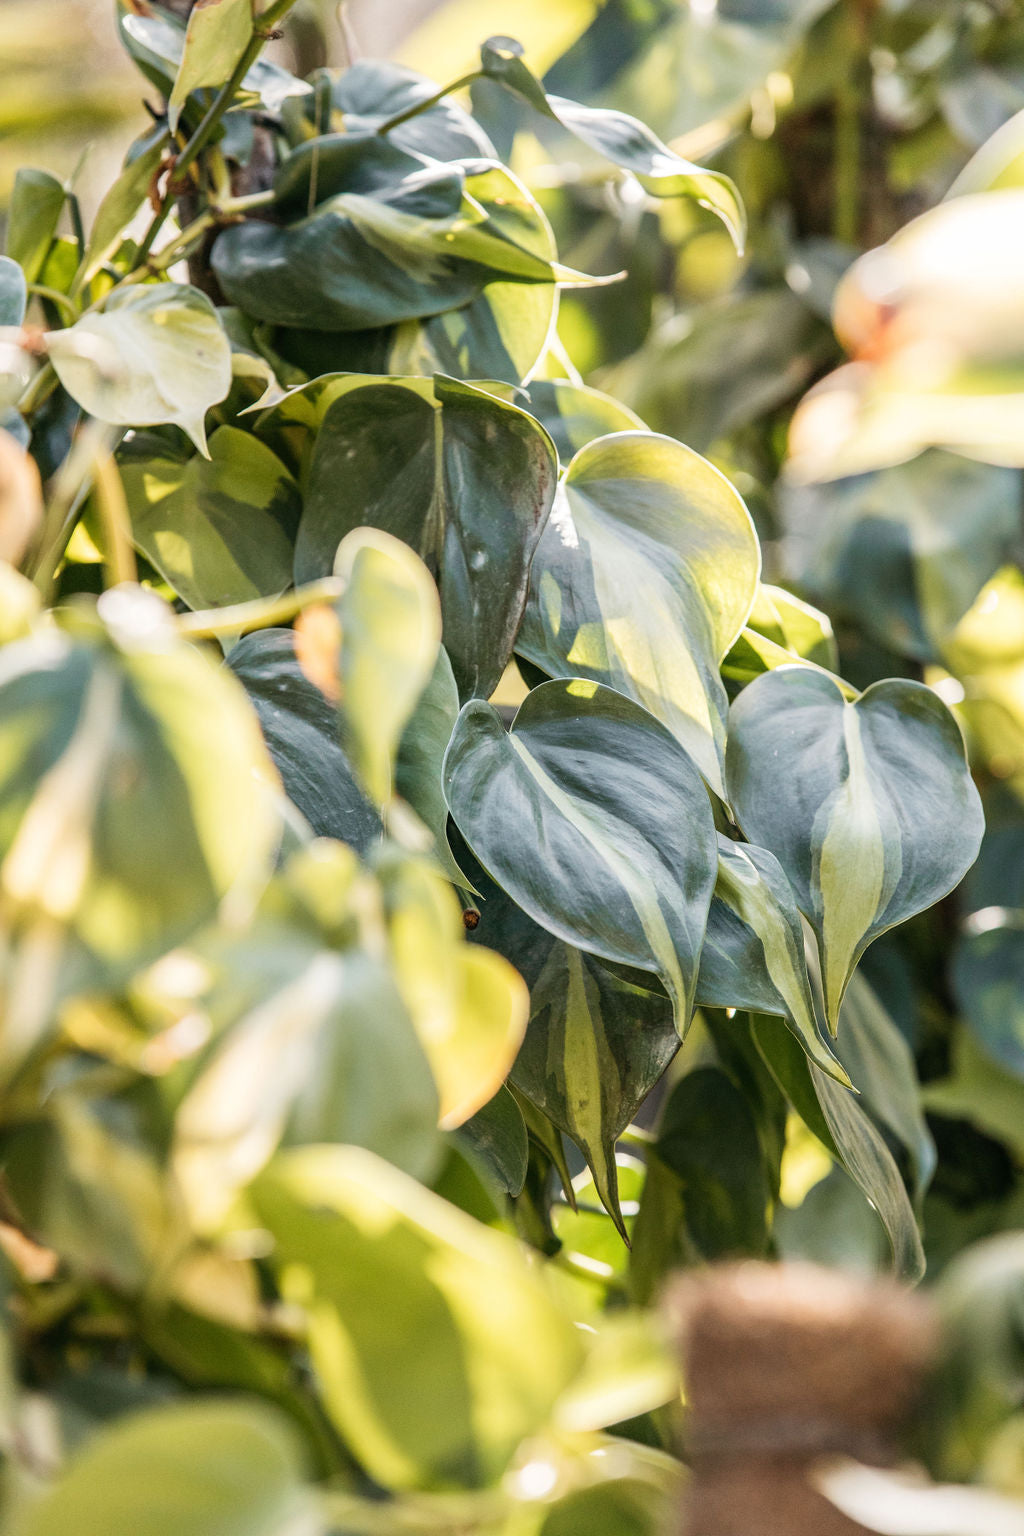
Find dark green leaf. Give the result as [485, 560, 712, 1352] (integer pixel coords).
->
[455, 1085, 528, 1197]
[395, 645, 471, 888]
[726, 668, 984, 1031]
[227, 628, 380, 854]
[780, 453, 1023, 661]
[289, 375, 557, 701]
[456, 829, 677, 1234]
[444, 679, 717, 1028]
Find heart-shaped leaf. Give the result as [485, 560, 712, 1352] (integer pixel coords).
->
[47, 284, 231, 455]
[727, 668, 984, 1031]
[443, 679, 717, 1029]
[119, 426, 299, 611]
[289, 375, 557, 702]
[517, 431, 760, 793]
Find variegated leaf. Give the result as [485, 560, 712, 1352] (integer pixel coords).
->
[454, 830, 677, 1236]
[282, 374, 557, 702]
[699, 835, 848, 1083]
[517, 432, 760, 794]
[727, 668, 984, 1032]
[443, 678, 717, 1030]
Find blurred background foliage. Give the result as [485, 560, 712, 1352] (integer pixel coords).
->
[8, 0, 1024, 1520]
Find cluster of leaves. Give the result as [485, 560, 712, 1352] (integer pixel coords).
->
[1, 0, 1024, 1530]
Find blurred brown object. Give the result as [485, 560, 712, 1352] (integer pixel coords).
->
[667, 1262, 938, 1536]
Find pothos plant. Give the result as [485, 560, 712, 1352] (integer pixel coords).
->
[0, 2, 989, 1531]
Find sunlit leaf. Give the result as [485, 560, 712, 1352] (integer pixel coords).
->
[16, 1398, 316, 1536]
[119, 427, 299, 610]
[251, 1145, 584, 1490]
[47, 285, 232, 455]
[518, 431, 760, 793]
[168, 0, 253, 132]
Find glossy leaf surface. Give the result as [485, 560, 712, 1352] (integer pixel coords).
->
[291, 375, 557, 701]
[727, 668, 984, 1030]
[518, 431, 760, 792]
[444, 679, 717, 1027]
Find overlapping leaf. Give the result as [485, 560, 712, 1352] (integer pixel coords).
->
[699, 835, 848, 1081]
[251, 1145, 584, 1490]
[47, 285, 232, 455]
[119, 427, 299, 611]
[518, 431, 760, 792]
[282, 375, 557, 702]
[444, 679, 717, 1028]
[727, 667, 983, 1030]
[477, 37, 745, 250]
[455, 831, 678, 1234]
[213, 153, 593, 335]
[0, 591, 278, 1071]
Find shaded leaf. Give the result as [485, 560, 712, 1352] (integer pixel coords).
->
[455, 826, 677, 1233]
[753, 1013, 925, 1281]
[518, 431, 760, 792]
[726, 668, 983, 1030]
[227, 628, 380, 855]
[455, 1085, 528, 1197]
[289, 375, 557, 701]
[444, 679, 717, 1028]
[395, 645, 471, 888]
[780, 453, 1022, 662]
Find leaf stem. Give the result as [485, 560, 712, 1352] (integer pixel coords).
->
[27, 285, 78, 322]
[375, 71, 483, 135]
[177, 577, 344, 640]
[134, 0, 303, 267]
[91, 451, 138, 587]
